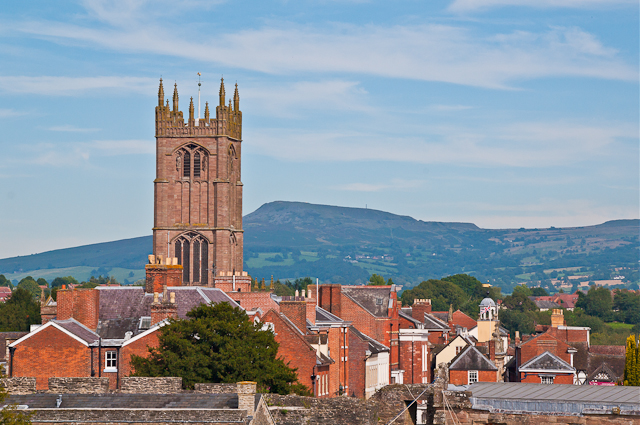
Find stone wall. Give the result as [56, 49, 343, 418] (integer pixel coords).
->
[193, 383, 237, 394]
[47, 377, 109, 394]
[0, 377, 36, 394]
[119, 377, 182, 394]
[28, 408, 245, 425]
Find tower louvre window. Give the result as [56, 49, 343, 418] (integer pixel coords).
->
[201, 241, 208, 285]
[183, 151, 191, 178]
[183, 240, 190, 282]
[193, 239, 201, 282]
[194, 152, 201, 177]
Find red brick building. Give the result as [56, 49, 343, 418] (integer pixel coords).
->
[448, 345, 499, 385]
[9, 286, 240, 390]
[309, 284, 401, 382]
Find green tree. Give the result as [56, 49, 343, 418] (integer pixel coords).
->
[0, 288, 41, 332]
[400, 279, 467, 311]
[36, 278, 48, 288]
[368, 274, 386, 286]
[502, 291, 537, 313]
[0, 275, 12, 287]
[576, 286, 613, 321]
[17, 277, 40, 300]
[531, 287, 549, 296]
[130, 302, 304, 394]
[50, 276, 79, 288]
[614, 290, 640, 325]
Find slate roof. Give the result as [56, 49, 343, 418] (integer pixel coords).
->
[341, 286, 391, 318]
[95, 287, 241, 339]
[7, 393, 241, 409]
[519, 351, 575, 372]
[449, 345, 497, 371]
[316, 306, 347, 324]
[349, 326, 389, 354]
[588, 362, 619, 383]
[423, 313, 450, 331]
[398, 310, 421, 327]
[54, 319, 100, 345]
[530, 298, 561, 310]
[431, 312, 449, 323]
[587, 345, 626, 380]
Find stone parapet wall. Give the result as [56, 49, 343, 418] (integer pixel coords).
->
[28, 408, 245, 424]
[47, 377, 109, 394]
[119, 377, 182, 394]
[193, 383, 237, 394]
[0, 377, 36, 394]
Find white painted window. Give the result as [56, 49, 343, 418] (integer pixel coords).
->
[468, 370, 478, 384]
[104, 351, 117, 372]
[541, 375, 554, 384]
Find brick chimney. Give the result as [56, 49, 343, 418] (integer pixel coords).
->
[150, 285, 178, 326]
[57, 288, 100, 330]
[488, 339, 496, 362]
[412, 299, 432, 322]
[280, 300, 307, 333]
[306, 298, 316, 326]
[550, 308, 566, 328]
[145, 255, 182, 294]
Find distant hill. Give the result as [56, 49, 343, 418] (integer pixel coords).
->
[1, 201, 638, 292]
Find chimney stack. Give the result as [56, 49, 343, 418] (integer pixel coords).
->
[412, 299, 432, 322]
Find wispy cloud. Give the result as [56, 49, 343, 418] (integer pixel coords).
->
[430, 104, 473, 111]
[0, 108, 28, 118]
[17, 139, 154, 167]
[335, 179, 425, 192]
[247, 121, 637, 167]
[449, 0, 636, 13]
[0, 76, 156, 95]
[48, 125, 101, 132]
[244, 80, 371, 118]
[12, 15, 637, 89]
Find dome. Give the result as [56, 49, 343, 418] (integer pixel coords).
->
[479, 297, 496, 307]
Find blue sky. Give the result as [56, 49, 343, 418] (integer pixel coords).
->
[0, 0, 638, 259]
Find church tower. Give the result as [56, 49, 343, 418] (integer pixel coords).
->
[152, 77, 247, 289]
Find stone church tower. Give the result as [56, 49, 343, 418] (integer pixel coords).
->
[152, 77, 247, 288]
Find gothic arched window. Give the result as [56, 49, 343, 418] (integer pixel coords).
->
[173, 232, 208, 285]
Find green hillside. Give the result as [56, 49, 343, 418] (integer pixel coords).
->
[0, 201, 638, 293]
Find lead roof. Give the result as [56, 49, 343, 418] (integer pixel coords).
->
[341, 286, 391, 318]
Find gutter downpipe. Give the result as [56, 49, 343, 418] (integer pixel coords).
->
[116, 346, 121, 389]
[9, 346, 15, 377]
[98, 338, 102, 377]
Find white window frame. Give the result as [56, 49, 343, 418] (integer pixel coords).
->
[541, 375, 555, 384]
[468, 370, 478, 384]
[104, 350, 118, 372]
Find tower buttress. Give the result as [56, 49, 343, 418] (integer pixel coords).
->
[234, 83, 239, 111]
[188, 97, 195, 126]
[204, 102, 210, 121]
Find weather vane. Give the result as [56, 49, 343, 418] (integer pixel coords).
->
[196, 73, 203, 123]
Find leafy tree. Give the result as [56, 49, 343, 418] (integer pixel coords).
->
[531, 287, 549, 296]
[368, 274, 392, 286]
[131, 302, 304, 394]
[511, 284, 532, 298]
[400, 279, 467, 311]
[576, 286, 613, 321]
[17, 277, 40, 300]
[50, 276, 79, 288]
[564, 309, 605, 333]
[0, 288, 41, 332]
[0, 275, 12, 287]
[614, 290, 640, 325]
[500, 309, 535, 338]
[36, 278, 48, 287]
[502, 292, 536, 313]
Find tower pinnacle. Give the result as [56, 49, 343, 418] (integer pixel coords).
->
[219, 77, 225, 107]
[158, 78, 164, 107]
[173, 83, 179, 112]
[233, 83, 239, 111]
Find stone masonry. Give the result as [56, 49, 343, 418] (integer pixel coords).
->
[119, 377, 183, 394]
[47, 377, 109, 394]
[152, 78, 245, 286]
